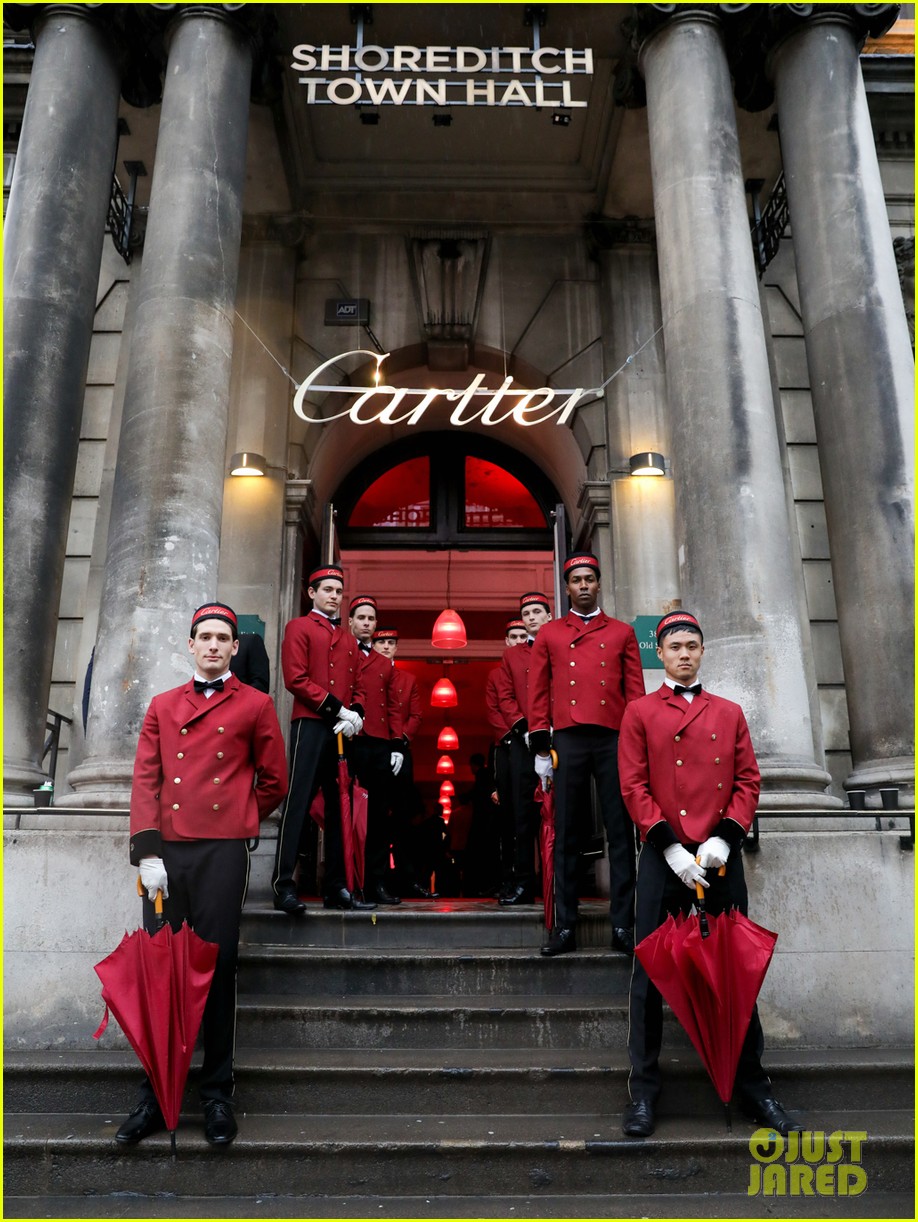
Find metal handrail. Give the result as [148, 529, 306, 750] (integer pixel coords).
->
[41, 709, 72, 802]
[744, 804, 915, 853]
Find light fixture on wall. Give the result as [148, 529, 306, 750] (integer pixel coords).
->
[439, 779, 455, 798]
[431, 550, 468, 648]
[552, 112, 571, 127]
[629, 451, 666, 477]
[229, 452, 266, 477]
[437, 726, 459, 751]
[436, 754, 455, 776]
[432, 112, 452, 127]
[359, 109, 380, 126]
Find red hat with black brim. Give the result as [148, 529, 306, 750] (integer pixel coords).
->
[656, 611, 703, 643]
[563, 552, 601, 580]
[190, 602, 238, 638]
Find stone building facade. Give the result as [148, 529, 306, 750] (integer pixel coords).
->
[3, 2, 914, 815]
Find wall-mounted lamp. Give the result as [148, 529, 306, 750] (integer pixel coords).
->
[552, 112, 571, 127]
[432, 112, 452, 127]
[229, 452, 266, 477]
[629, 451, 666, 477]
[359, 110, 379, 126]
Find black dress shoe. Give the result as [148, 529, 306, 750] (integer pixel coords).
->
[611, 926, 635, 955]
[408, 883, 439, 899]
[622, 1099, 655, 1137]
[203, 1099, 238, 1146]
[350, 890, 378, 910]
[541, 926, 577, 956]
[499, 885, 535, 906]
[274, 891, 307, 916]
[115, 1099, 165, 1145]
[323, 888, 353, 910]
[373, 886, 401, 905]
[744, 1096, 803, 1135]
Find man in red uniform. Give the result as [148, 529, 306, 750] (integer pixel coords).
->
[498, 593, 553, 906]
[486, 619, 528, 899]
[373, 627, 438, 899]
[529, 553, 645, 955]
[348, 596, 403, 904]
[273, 565, 373, 913]
[618, 611, 802, 1138]
[121, 602, 288, 1147]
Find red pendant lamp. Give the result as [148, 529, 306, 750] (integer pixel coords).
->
[436, 754, 455, 776]
[437, 725, 459, 751]
[431, 549, 467, 648]
[431, 609, 467, 649]
[439, 779, 455, 798]
[430, 676, 458, 708]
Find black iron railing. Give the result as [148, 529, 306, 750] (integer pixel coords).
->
[748, 172, 790, 277]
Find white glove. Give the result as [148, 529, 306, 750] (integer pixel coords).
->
[339, 707, 364, 734]
[139, 856, 169, 901]
[697, 835, 730, 869]
[333, 718, 357, 739]
[534, 753, 554, 792]
[524, 731, 530, 749]
[663, 843, 709, 890]
[390, 752, 404, 776]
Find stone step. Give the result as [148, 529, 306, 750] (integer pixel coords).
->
[235, 991, 649, 1049]
[6, 1047, 912, 1117]
[4, 1109, 910, 1199]
[5, 1190, 915, 1220]
[239, 897, 611, 950]
[236, 945, 633, 996]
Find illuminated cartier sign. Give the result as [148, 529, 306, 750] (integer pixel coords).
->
[290, 44, 593, 108]
[293, 350, 591, 428]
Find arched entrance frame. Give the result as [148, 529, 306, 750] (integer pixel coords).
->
[304, 344, 592, 539]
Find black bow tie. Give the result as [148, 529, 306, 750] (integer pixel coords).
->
[194, 678, 224, 693]
[673, 683, 702, 696]
[575, 614, 596, 624]
[359, 642, 371, 653]
[329, 618, 341, 628]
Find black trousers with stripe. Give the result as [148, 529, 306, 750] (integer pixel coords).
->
[273, 717, 347, 898]
[627, 843, 771, 1105]
[139, 837, 249, 1106]
[552, 724, 635, 929]
[507, 734, 539, 891]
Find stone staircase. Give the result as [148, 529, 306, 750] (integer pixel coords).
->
[4, 899, 914, 1218]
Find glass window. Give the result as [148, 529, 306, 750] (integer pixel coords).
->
[463, 457, 546, 528]
[348, 457, 431, 528]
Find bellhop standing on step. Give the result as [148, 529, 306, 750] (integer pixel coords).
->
[121, 602, 288, 1148]
[618, 610, 803, 1139]
[528, 553, 645, 956]
[273, 565, 373, 914]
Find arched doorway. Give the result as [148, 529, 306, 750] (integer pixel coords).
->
[325, 432, 566, 893]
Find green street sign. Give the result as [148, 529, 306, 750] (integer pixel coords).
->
[237, 614, 266, 639]
[631, 615, 664, 669]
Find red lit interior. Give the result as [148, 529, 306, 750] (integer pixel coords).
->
[463, 457, 545, 528]
[348, 456, 431, 528]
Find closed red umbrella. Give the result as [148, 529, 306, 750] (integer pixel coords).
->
[93, 889, 218, 1156]
[336, 731, 356, 893]
[635, 883, 777, 1107]
[534, 783, 555, 931]
[351, 781, 369, 893]
[533, 750, 559, 931]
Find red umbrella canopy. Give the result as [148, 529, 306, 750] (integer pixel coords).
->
[635, 908, 777, 1103]
[94, 922, 218, 1134]
[534, 783, 555, 932]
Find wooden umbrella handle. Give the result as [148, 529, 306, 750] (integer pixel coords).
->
[136, 875, 164, 917]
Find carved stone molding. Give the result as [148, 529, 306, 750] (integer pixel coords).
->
[406, 229, 491, 350]
[586, 216, 656, 257]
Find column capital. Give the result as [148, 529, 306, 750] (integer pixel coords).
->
[615, 2, 900, 112]
[576, 481, 612, 533]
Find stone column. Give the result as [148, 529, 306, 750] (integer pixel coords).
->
[637, 10, 836, 807]
[3, 8, 121, 805]
[593, 226, 680, 623]
[769, 12, 915, 795]
[63, 8, 253, 808]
